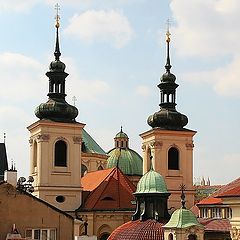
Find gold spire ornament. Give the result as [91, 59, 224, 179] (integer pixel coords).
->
[55, 3, 60, 28]
[166, 19, 171, 43]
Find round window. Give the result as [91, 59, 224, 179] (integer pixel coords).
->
[56, 195, 65, 203]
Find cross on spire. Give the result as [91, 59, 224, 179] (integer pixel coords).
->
[55, 3, 60, 28]
[166, 19, 171, 42]
[180, 184, 186, 209]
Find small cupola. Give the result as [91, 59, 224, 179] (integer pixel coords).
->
[114, 126, 129, 149]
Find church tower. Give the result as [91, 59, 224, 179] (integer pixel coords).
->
[27, 11, 84, 212]
[140, 30, 196, 210]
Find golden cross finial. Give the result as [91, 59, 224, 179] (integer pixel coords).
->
[166, 19, 171, 43]
[55, 3, 60, 28]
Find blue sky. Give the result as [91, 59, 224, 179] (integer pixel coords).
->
[0, 0, 239, 185]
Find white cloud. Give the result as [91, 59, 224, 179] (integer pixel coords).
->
[170, 0, 240, 97]
[0, 0, 39, 12]
[183, 54, 240, 97]
[170, 0, 240, 58]
[64, 9, 134, 48]
[136, 85, 150, 97]
[0, 52, 45, 102]
[62, 57, 110, 102]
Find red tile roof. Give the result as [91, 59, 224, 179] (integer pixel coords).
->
[199, 218, 231, 232]
[80, 167, 136, 211]
[217, 185, 240, 198]
[81, 168, 114, 191]
[197, 197, 222, 205]
[108, 219, 165, 240]
[197, 177, 240, 205]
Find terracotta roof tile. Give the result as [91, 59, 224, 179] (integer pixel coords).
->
[197, 197, 222, 205]
[199, 218, 231, 232]
[108, 219, 165, 240]
[81, 167, 136, 211]
[81, 168, 114, 191]
[217, 185, 240, 197]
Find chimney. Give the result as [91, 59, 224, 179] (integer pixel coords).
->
[4, 168, 17, 187]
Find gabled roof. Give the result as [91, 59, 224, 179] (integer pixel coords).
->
[82, 129, 106, 155]
[80, 167, 136, 211]
[0, 143, 8, 180]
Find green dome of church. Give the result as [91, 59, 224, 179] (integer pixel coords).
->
[115, 131, 128, 138]
[107, 127, 143, 176]
[107, 148, 142, 175]
[164, 208, 203, 229]
[136, 168, 168, 194]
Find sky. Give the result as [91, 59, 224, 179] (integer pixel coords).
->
[0, 0, 239, 185]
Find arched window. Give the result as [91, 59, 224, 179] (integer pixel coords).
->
[81, 164, 88, 177]
[168, 147, 179, 170]
[55, 140, 67, 167]
[33, 141, 37, 168]
[188, 234, 197, 240]
[168, 233, 173, 240]
[99, 233, 110, 240]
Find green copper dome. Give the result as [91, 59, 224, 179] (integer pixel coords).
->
[136, 169, 168, 194]
[107, 148, 142, 176]
[115, 131, 128, 138]
[164, 208, 203, 229]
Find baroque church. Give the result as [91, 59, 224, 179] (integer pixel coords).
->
[3, 8, 235, 240]
[24, 12, 198, 238]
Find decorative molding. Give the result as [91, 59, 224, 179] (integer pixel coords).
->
[56, 136, 67, 142]
[73, 136, 82, 144]
[150, 141, 163, 149]
[37, 134, 50, 142]
[231, 227, 240, 240]
[141, 144, 147, 152]
[29, 138, 33, 145]
[186, 142, 194, 150]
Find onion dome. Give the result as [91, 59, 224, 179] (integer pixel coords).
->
[147, 30, 188, 130]
[35, 14, 78, 123]
[108, 219, 165, 240]
[107, 127, 143, 176]
[136, 166, 168, 194]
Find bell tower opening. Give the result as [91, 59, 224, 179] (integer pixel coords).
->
[168, 147, 179, 170]
[54, 140, 67, 167]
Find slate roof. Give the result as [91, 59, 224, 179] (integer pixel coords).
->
[80, 167, 136, 211]
[82, 129, 106, 155]
[0, 143, 8, 181]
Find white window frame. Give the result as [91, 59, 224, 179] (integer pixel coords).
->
[25, 228, 56, 240]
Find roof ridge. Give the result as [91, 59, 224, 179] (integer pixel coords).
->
[91, 168, 117, 209]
